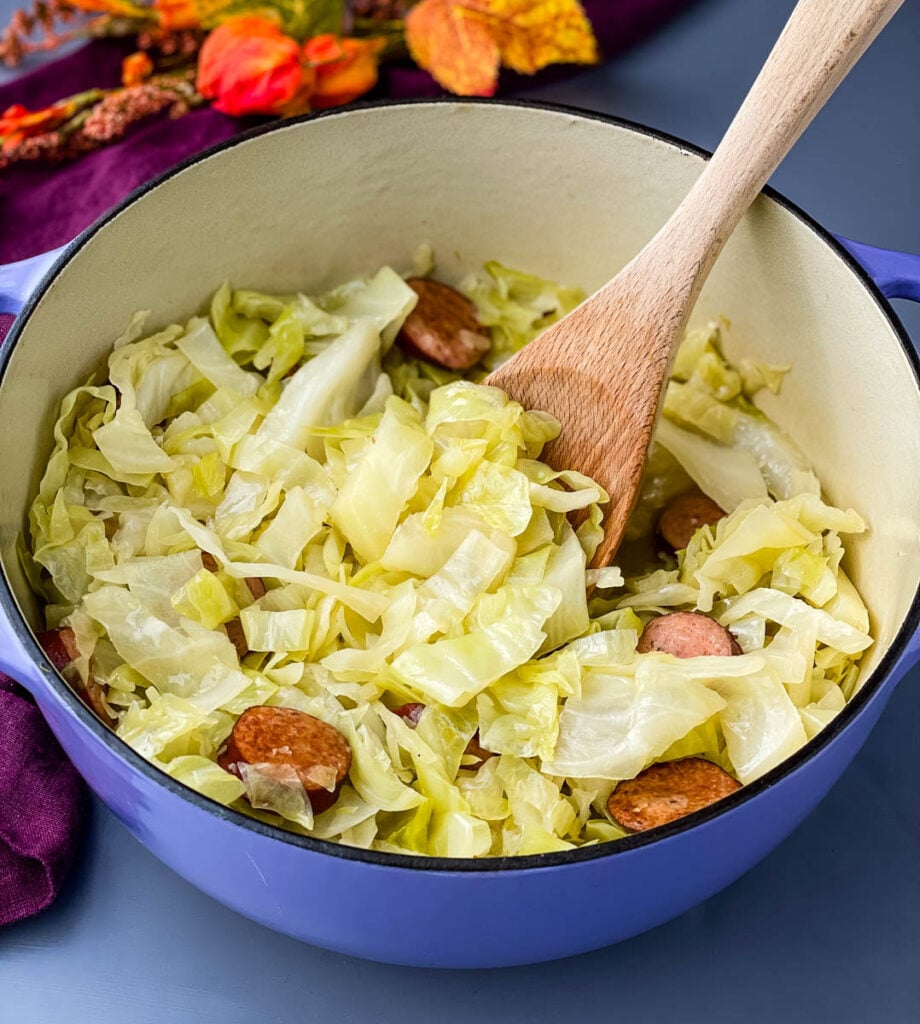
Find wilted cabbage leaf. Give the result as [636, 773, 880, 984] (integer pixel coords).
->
[25, 266, 872, 856]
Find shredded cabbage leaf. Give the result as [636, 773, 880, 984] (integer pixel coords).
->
[25, 265, 872, 857]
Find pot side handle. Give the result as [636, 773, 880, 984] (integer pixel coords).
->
[0, 247, 68, 317]
[835, 236, 920, 303]
[0, 621, 44, 695]
[837, 236, 920, 672]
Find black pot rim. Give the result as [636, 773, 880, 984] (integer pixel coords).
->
[2, 97, 918, 873]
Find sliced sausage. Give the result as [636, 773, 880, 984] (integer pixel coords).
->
[658, 492, 725, 551]
[218, 705, 352, 814]
[38, 626, 79, 671]
[607, 757, 741, 832]
[462, 731, 493, 770]
[38, 627, 114, 725]
[397, 278, 491, 371]
[392, 702, 494, 767]
[637, 611, 742, 658]
[201, 551, 219, 572]
[225, 619, 249, 660]
[392, 702, 426, 727]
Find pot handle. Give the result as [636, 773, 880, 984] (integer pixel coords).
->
[0, 624, 44, 697]
[835, 236, 920, 302]
[0, 246, 67, 317]
[835, 235, 920, 672]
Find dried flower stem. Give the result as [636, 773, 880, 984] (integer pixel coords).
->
[0, 0, 80, 66]
[137, 25, 203, 60]
[0, 71, 199, 169]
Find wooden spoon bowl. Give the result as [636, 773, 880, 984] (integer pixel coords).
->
[487, 0, 903, 568]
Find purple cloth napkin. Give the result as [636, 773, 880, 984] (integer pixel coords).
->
[0, 675, 87, 926]
[0, 0, 695, 927]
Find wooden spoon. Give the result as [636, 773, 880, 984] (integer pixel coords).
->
[486, 0, 903, 568]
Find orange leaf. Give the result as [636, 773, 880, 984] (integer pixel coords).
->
[406, 0, 500, 98]
[303, 35, 384, 109]
[302, 33, 348, 66]
[406, 0, 597, 96]
[463, 0, 598, 75]
[153, 0, 201, 30]
[121, 51, 154, 86]
[0, 101, 77, 145]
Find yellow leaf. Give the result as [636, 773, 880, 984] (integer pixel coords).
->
[406, 0, 501, 97]
[463, 0, 598, 75]
[407, 0, 598, 97]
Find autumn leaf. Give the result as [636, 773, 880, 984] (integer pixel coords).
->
[407, 0, 597, 96]
[465, 0, 597, 75]
[406, 0, 500, 97]
[0, 101, 75, 151]
[121, 51, 154, 85]
[0, 92, 101, 152]
[153, 0, 201, 29]
[303, 34, 385, 108]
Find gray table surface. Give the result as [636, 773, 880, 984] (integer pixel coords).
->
[2, 2, 919, 1021]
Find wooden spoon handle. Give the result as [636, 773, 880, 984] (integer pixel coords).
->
[488, 0, 903, 573]
[632, 0, 903, 296]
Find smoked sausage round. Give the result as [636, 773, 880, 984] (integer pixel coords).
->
[397, 278, 491, 370]
[658, 492, 725, 551]
[219, 705, 352, 813]
[607, 757, 741, 832]
[637, 611, 742, 658]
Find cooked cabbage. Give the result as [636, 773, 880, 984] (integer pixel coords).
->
[25, 265, 872, 857]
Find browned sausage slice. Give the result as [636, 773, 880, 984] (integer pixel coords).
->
[392, 702, 426, 726]
[607, 757, 741, 832]
[218, 706, 352, 814]
[38, 627, 114, 724]
[461, 731, 494, 770]
[658, 492, 725, 551]
[225, 619, 249, 660]
[392, 702, 494, 768]
[201, 551, 219, 572]
[397, 278, 491, 371]
[637, 611, 742, 658]
[38, 626, 79, 670]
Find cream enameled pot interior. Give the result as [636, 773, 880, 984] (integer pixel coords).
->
[3, 102, 919, 691]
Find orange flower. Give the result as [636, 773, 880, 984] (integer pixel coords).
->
[197, 16, 305, 117]
[121, 51, 154, 87]
[303, 34, 384, 109]
[0, 101, 77, 151]
[153, 0, 200, 31]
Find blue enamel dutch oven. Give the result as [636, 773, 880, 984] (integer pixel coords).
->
[1, 101, 919, 968]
